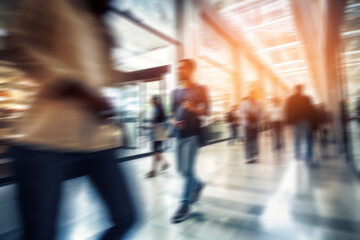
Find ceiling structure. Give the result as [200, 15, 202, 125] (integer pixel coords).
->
[210, 0, 317, 98]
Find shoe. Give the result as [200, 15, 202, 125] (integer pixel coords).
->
[161, 163, 170, 172]
[191, 183, 206, 204]
[171, 204, 190, 224]
[145, 170, 156, 178]
[246, 158, 255, 164]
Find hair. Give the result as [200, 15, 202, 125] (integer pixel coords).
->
[151, 95, 162, 106]
[180, 58, 197, 73]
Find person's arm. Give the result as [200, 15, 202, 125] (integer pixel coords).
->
[7, 1, 114, 118]
[284, 99, 291, 124]
[169, 89, 185, 129]
[183, 86, 209, 116]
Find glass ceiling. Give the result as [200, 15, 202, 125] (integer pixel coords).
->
[211, 0, 315, 94]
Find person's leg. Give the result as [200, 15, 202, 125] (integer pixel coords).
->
[304, 121, 313, 164]
[87, 150, 137, 240]
[322, 127, 329, 158]
[293, 123, 302, 160]
[171, 136, 202, 223]
[178, 136, 201, 205]
[158, 141, 170, 171]
[246, 126, 257, 162]
[146, 142, 160, 177]
[10, 145, 66, 240]
[175, 137, 184, 175]
[252, 126, 259, 160]
[232, 124, 238, 144]
[230, 124, 234, 145]
[271, 122, 277, 153]
[235, 124, 240, 142]
[228, 124, 234, 145]
[278, 123, 284, 155]
[245, 126, 252, 160]
[275, 122, 281, 151]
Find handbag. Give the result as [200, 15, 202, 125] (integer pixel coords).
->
[166, 121, 178, 138]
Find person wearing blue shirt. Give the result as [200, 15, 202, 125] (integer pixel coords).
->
[170, 59, 209, 223]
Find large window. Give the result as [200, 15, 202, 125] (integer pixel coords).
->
[103, 10, 178, 155]
[111, 0, 176, 38]
[105, 12, 176, 71]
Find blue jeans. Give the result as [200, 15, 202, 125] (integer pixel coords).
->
[293, 120, 313, 162]
[175, 136, 202, 206]
[9, 145, 137, 240]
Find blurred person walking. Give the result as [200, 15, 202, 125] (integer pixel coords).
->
[269, 97, 284, 159]
[226, 105, 239, 145]
[145, 95, 170, 178]
[170, 59, 209, 223]
[315, 104, 331, 158]
[285, 85, 315, 165]
[7, 0, 139, 239]
[240, 90, 263, 163]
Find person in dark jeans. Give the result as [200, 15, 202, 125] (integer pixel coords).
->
[285, 84, 315, 165]
[240, 90, 262, 163]
[226, 105, 239, 145]
[170, 59, 209, 223]
[10, 145, 136, 240]
[7, 0, 138, 239]
[145, 95, 170, 178]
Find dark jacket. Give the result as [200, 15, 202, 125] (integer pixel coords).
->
[286, 93, 315, 125]
[152, 104, 165, 124]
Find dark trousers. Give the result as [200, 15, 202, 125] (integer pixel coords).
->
[271, 121, 284, 151]
[245, 125, 259, 160]
[9, 145, 137, 240]
[228, 123, 239, 145]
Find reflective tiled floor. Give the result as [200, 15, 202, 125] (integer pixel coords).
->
[1, 131, 360, 240]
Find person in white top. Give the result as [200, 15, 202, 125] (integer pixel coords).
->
[240, 90, 263, 163]
[269, 97, 285, 159]
[145, 95, 170, 178]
